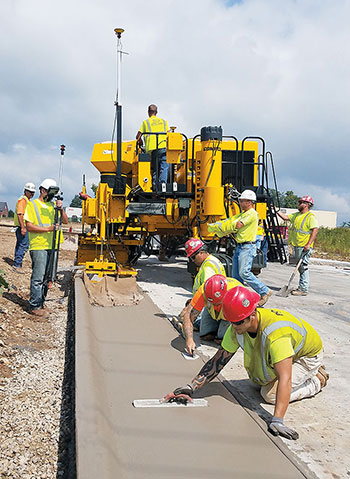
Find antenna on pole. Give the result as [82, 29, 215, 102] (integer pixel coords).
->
[58, 144, 66, 193]
[112, 27, 128, 194]
[114, 28, 125, 106]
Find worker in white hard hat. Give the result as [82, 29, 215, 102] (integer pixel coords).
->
[13, 182, 36, 273]
[207, 189, 272, 306]
[277, 195, 318, 295]
[23, 178, 68, 318]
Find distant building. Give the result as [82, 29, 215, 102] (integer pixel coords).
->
[0, 202, 9, 218]
[65, 206, 82, 222]
[278, 208, 337, 228]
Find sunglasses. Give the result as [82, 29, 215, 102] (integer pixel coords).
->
[232, 315, 250, 326]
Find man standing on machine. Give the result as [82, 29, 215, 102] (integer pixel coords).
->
[24, 178, 68, 318]
[136, 104, 170, 191]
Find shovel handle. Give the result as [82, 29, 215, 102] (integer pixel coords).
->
[288, 251, 307, 287]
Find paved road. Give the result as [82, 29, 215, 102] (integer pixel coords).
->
[136, 256, 350, 479]
[75, 278, 308, 479]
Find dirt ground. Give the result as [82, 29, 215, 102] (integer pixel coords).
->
[0, 225, 75, 373]
[0, 224, 76, 478]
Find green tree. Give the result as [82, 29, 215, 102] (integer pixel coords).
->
[91, 184, 98, 197]
[70, 195, 82, 208]
[8, 209, 14, 218]
[283, 190, 299, 208]
[268, 189, 299, 208]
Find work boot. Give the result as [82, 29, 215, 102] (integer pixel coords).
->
[12, 266, 24, 274]
[291, 289, 308, 296]
[158, 255, 169, 262]
[30, 308, 48, 318]
[316, 365, 329, 388]
[258, 290, 272, 307]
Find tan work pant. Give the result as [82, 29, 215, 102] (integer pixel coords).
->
[260, 352, 323, 404]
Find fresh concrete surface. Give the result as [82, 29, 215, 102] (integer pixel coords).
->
[137, 256, 350, 479]
[75, 278, 308, 479]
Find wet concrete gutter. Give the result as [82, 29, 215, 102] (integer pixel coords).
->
[74, 277, 312, 479]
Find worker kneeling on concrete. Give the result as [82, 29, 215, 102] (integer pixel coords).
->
[180, 274, 241, 355]
[165, 285, 328, 440]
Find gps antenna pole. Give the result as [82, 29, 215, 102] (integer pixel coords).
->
[113, 28, 127, 194]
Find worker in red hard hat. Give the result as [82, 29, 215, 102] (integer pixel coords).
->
[183, 238, 226, 331]
[179, 274, 242, 355]
[207, 189, 272, 307]
[184, 238, 226, 294]
[165, 285, 328, 440]
[277, 195, 318, 296]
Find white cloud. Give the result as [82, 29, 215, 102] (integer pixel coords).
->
[0, 0, 349, 222]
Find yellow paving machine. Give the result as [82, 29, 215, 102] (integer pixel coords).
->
[77, 126, 287, 278]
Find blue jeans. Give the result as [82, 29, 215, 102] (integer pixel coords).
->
[151, 148, 169, 188]
[294, 246, 313, 292]
[13, 228, 29, 267]
[29, 249, 52, 309]
[199, 307, 231, 339]
[256, 235, 268, 266]
[233, 243, 269, 296]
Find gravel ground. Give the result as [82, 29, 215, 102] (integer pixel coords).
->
[0, 226, 76, 479]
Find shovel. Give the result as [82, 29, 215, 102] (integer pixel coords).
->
[276, 252, 306, 297]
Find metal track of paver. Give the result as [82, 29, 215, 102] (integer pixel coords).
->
[75, 277, 308, 479]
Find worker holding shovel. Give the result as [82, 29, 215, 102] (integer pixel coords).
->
[277, 196, 318, 296]
[165, 286, 328, 440]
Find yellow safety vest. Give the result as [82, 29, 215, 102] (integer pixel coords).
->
[24, 199, 63, 251]
[139, 117, 169, 153]
[14, 195, 29, 226]
[192, 254, 226, 294]
[222, 308, 323, 385]
[208, 208, 258, 243]
[288, 211, 318, 247]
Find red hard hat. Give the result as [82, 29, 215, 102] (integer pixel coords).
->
[222, 286, 260, 323]
[185, 238, 204, 258]
[204, 274, 227, 306]
[299, 195, 314, 206]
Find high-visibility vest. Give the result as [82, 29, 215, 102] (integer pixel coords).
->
[223, 308, 322, 385]
[140, 117, 168, 153]
[288, 211, 318, 247]
[192, 254, 226, 294]
[14, 195, 29, 226]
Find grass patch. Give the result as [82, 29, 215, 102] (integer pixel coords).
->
[314, 227, 350, 260]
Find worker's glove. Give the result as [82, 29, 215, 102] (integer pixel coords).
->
[163, 384, 194, 405]
[268, 417, 299, 440]
[207, 223, 215, 233]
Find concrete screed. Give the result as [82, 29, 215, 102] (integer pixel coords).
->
[137, 256, 350, 479]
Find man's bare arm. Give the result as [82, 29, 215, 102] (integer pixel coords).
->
[179, 303, 200, 354]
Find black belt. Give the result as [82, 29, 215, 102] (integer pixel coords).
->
[238, 241, 256, 245]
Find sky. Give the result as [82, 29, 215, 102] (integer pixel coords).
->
[0, 0, 349, 224]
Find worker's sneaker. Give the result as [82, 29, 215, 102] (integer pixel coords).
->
[316, 365, 329, 388]
[258, 290, 272, 307]
[12, 266, 24, 274]
[291, 289, 308, 296]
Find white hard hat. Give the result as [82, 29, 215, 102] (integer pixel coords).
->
[40, 178, 57, 190]
[240, 189, 256, 202]
[24, 182, 36, 193]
